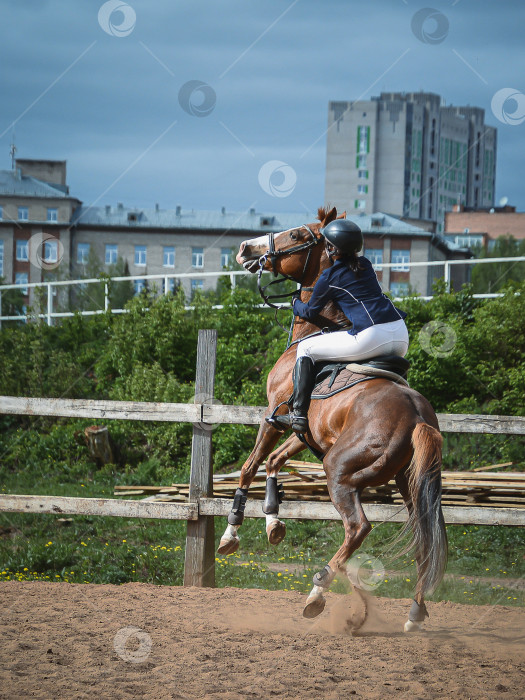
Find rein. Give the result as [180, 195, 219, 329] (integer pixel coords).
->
[256, 224, 321, 335]
[255, 224, 352, 342]
[256, 224, 320, 312]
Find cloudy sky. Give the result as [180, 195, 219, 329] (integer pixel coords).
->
[1, 0, 524, 216]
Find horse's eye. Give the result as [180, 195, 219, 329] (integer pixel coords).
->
[290, 232, 298, 241]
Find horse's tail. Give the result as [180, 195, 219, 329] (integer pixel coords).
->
[404, 422, 448, 598]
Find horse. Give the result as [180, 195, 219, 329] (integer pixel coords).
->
[218, 206, 447, 632]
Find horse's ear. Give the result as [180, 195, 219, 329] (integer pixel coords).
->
[318, 206, 337, 227]
[337, 210, 347, 219]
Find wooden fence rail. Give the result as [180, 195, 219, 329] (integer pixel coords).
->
[0, 329, 524, 587]
[2, 395, 525, 435]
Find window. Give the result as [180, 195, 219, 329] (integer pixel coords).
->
[454, 234, 483, 248]
[16, 239, 29, 261]
[391, 249, 410, 271]
[357, 185, 368, 194]
[357, 200, 366, 210]
[357, 155, 367, 167]
[18, 206, 28, 221]
[0, 206, 3, 220]
[134, 279, 146, 295]
[163, 246, 175, 267]
[220, 248, 231, 268]
[390, 282, 409, 297]
[44, 240, 58, 264]
[191, 279, 204, 293]
[105, 244, 118, 265]
[47, 208, 58, 222]
[358, 170, 368, 179]
[134, 245, 147, 266]
[192, 247, 204, 268]
[357, 125, 369, 154]
[365, 248, 383, 270]
[0, 240, 3, 277]
[15, 272, 29, 295]
[77, 243, 90, 264]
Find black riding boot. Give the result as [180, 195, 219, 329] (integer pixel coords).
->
[272, 357, 316, 433]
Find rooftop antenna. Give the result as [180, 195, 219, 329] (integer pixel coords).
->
[9, 133, 16, 170]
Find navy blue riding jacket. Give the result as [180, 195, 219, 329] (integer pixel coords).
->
[292, 257, 407, 336]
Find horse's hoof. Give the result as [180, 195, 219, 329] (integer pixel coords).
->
[303, 595, 326, 619]
[217, 536, 240, 555]
[266, 519, 286, 545]
[404, 620, 423, 633]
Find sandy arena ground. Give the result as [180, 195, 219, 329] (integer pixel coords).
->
[0, 581, 524, 699]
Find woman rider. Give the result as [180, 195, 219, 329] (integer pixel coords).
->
[274, 219, 409, 434]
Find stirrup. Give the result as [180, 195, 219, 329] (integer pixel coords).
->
[278, 413, 308, 433]
[265, 415, 288, 432]
[266, 413, 308, 434]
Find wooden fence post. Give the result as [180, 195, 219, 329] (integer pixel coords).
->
[184, 329, 217, 587]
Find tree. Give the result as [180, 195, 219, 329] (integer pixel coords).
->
[471, 236, 525, 294]
[0, 277, 25, 323]
[108, 258, 134, 309]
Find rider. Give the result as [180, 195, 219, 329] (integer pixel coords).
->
[274, 219, 409, 434]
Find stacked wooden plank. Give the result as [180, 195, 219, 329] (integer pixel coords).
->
[114, 460, 525, 509]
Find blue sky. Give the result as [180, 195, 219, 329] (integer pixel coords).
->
[1, 0, 524, 215]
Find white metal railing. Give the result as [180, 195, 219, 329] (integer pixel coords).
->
[0, 257, 524, 326]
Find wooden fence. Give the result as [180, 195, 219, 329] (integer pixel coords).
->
[0, 329, 524, 586]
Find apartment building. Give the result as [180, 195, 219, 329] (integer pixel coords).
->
[444, 202, 525, 249]
[325, 91, 497, 233]
[0, 160, 80, 306]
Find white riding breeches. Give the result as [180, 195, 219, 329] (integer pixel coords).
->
[296, 319, 409, 363]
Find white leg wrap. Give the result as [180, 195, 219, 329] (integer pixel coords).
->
[265, 513, 279, 528]
[224, 523, 239, 539]
[404, 619, 423, 633]
[307, 585, 325, 600]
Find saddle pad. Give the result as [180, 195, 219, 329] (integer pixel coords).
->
[311, 368, 374, 400]
[346, 363, 410, 387]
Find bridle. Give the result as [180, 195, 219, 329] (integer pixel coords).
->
[253, 222, 352, 344]
[256, 224, 322, 311]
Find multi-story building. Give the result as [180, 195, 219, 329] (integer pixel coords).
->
[444, 202, 525, 249]
[325, 91, 497, 233]
[0, 160, 80, 308]
[0, 159, 472, 317]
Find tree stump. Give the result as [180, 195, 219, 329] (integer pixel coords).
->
[84, 425, 114, 465]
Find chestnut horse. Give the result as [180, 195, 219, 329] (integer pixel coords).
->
[218, 206, 447, 631]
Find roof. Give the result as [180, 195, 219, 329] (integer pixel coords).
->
[72, 205, 433, 236]
[431, 232, 474, 257]
[0, 169, 73, 198]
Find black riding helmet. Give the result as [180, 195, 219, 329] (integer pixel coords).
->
[321, 219, 363, 255]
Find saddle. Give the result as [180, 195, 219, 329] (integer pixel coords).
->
[311, 354, 410, 400]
